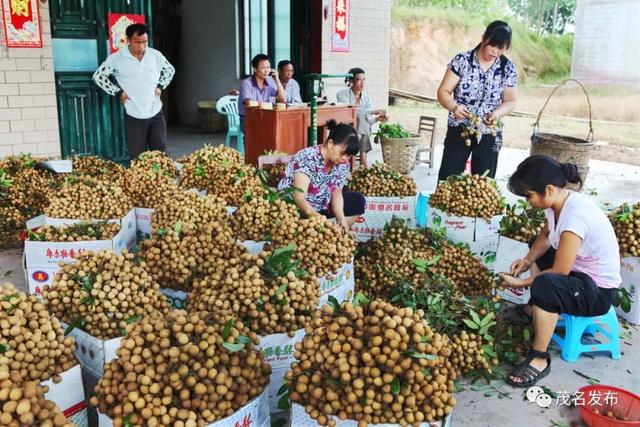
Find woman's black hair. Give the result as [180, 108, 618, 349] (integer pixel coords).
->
[126, 23, 148, 39]
[483, 20, 512, 49]
[251, 53, 270, 69]
[345, 67, 365, 85]
[508, 155, 582, 196]
[325, 119, 359, 156]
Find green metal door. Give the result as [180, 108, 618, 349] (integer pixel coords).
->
[51, 0, 153, 164]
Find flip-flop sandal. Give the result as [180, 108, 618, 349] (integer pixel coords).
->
[507, 349, 551, 388]
[515, 304, 532, 323]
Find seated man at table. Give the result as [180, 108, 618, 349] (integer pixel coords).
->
[238, 53, 286, 131]
[277, 60, 303, 104]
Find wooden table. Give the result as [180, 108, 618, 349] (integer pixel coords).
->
[244, 105, 356, 165]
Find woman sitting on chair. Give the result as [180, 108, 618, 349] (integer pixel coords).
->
[500, 155, 621, 387]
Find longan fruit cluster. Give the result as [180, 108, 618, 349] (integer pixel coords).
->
[0, 206, 25, 245]
[430, 174, 504, 220]
[71, 155, 126, 186]
[188, 250, 319, 335]
[270, 215, 356, 277]
[124, 168, 182, 210]
[0, 284, 77, 383]
[140, 221, 247, 292]
[0, 154, 42, 175]
[260, 163, 287, 187]
[27, 221, 121, 242]
[499, 203, 545, 243]
[230, 197, 299, 242]
[151, 191, 228, 233]
[609, 202, 640, 257]
[348, 163, 417, 197]
[130, 150, 179, 178]
[6, 168, 57, 218]
[286, 300, 457, 426]
[431, 243, 498, 298]
[449, 330, 493, 375]
[42, 250, 171, 340]
[0, 367, 74, 427]
[45, 176, 133, 220]
[90, 311, 271, 427]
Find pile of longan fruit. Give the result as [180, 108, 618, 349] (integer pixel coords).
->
[230, 196, 299, 242]
[140, 221, 247, 292]
[0, 284, 77, 383]
[0, 366, 74, 427]
[270, 215, 356, 277]
[499, 203, 545, 243]
[286, 300, 457, 426]
[188, 249, 320, 335]
[71, 155, 126, 187]
[430, 174, 505, 220]
[42, 250, 171, 340]
[90, 310, 271, 426]
[151, 191, 228, 233]
[27, 221, 121, 242]
[45, 176, 133, 220]
[609, 202, 640, 257]
[348, 163, 417, 197]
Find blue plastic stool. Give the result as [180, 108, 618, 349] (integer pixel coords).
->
[415, 191, 431, 227]
[551, 306, 621, 363]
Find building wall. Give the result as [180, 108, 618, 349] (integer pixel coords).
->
[571, 0, 640, 86]
[177, 1, 240, 125]
[0, 3, 60, 158]
[321, 0, 392, 110]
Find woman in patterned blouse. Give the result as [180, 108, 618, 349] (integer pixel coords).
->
[278, 120, 365, 232]
[436, 20, 518, 181]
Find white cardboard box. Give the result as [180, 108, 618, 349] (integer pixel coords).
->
[258, 154, 293, 168]
[134, 207, 154, 240]
[64, 324, 122, 378]
[42, 364, 88, 427]
[98, 388, 270, 427]
[616, 257, 640, 324]
[495, 236, 531, 305]
[257, 329, 306, 413]
[290, 402, 451, 427]
[23, 209, 137, 297]
[353, 196, 416, 242]
[427, 206, 503, 242]
[318, 260, 355, 306]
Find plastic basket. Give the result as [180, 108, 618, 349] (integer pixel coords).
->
[579, 385, 640, 427]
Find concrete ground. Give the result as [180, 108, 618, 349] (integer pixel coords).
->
[2, 125, 639, 427]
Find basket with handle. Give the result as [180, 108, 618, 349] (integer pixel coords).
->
[380, 135, 423, 175]
[530, 79, 596, 190]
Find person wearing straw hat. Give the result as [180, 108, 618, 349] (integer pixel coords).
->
[436, 20, 518, 180]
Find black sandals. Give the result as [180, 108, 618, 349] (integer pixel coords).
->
[507, 349, 551, 388]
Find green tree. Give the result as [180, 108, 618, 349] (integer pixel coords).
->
[508, 0, 576, 35]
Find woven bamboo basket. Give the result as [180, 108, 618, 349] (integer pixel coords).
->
[530, 79, 595, 190]
[197, 100, 225, 133]
[380, 135, 423, 174]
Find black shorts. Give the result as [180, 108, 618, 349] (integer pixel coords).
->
[319, 191, 365, 219]
[529, 247, 616, 316]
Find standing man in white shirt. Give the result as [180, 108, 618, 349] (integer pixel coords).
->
[93, 23, 175, 160]
[277, 60, 302, 104]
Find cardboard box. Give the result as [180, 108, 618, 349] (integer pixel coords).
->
[616, 257, 640, 324]
[98, 388, 270, 427]
[290, 402, 451, 427]
[241, 240, 267, 255]
[427, 207, 502, 242]
[495, 236, 531, 305]
[318, 261, 355, 306]
[257, 154, 293, 168]
[23, 209, 137, 297]
[134, 207, 154, 241]
[64, 324, 122, 378]
[162, 288, 189, 310]
[42, 364, 88, 426]
[353, 196, 416, 242]
[257, 329, 306, 413]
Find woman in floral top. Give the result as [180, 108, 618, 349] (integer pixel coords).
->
[278, 120, 365, 231]
[436, 20, 518, 181]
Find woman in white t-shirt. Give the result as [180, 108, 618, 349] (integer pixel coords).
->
[500, 155, 621, 387]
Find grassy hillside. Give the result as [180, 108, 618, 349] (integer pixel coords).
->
[392, 4, 573, 84]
